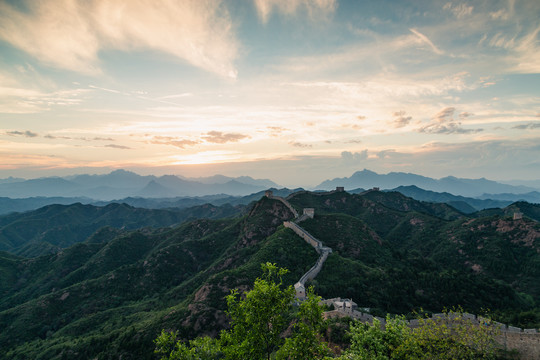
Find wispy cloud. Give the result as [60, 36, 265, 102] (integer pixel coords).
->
[443, 2, 474, 18]
[0, 0, 239, 78]
[418, 107, 483, 134]
[409, 28, 444, 55]
[104, 144, 131, 150]
[254, 0, 336, 23]
[512, 122, 540, 130]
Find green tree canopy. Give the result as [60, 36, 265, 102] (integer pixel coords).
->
[155, 262, 330, 360]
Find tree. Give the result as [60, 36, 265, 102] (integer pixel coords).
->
[339, 315, 417, 360]
[412, 309, 501, 360]
[220, 262, 295, 360]
[155, 263, 330, 360]
[338, 309, 502, 360]
[155, 331, 222, 360]
[276, 288, 331, 360]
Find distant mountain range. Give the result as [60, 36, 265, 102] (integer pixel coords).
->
[388, 185, 514, 213]
[0, 170, 280, 200]
[317, 169, 540, 198]
[1, 169, 539, 214]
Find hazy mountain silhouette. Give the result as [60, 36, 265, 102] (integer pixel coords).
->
[316, 169, 537, 198]
[0, 170, 278, 200]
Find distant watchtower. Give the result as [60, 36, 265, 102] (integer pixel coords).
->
[295, 282, 306, 300]
[336, 186, 345, 192]
[513, 212, 523, 220]
[303, 208, 315, 219]
[265, 190, 273, 198]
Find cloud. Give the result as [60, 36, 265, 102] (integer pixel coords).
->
[341, 150, 367, 162]
[443, 2, 473, 18]
[490, 9, 509, 21]
[254, 0, 336, 23]
[376, 149, 396, 159]
[94, 137, 114, 141]
[418, 107, 483, 134]
[419, 123, 483, 134]
[0, 0, 239, 78]
[459, 112, 474, 119]
[0, 68, 90, 113]
[202, 131, 249, 144]
[267, 126, 288, 137]
[289, 141, 312, 148]
[409, 28, 444, 55]
[151, 136, 201, 149]
[392, 110, 412, 128]
[105, 144, 131, 150]
[434, 107, 456, 122]
[484, 23, 540, 74]
[44, 134, 72, 140]
[512, 122, 540, 130]
[6, 130, 39, 137]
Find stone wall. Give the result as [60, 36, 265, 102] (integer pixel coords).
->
[268, 194, 299, 218]
[502, 332, 540, 359]
[283, 221, 321, 251]
[277, 190, 540, 360]
[323, 308, 540, 359]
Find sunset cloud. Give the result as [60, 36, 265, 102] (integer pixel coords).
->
[0, 1, 538, 185]
[202, 131, 249, 144]
[289, 141, 312, 148]
[392, 111, 413, 128]
[105, 144, 131, 150]
[0, 0, 239, 77]
[418, 107, 483, 134]
[151, 136, 201, 149]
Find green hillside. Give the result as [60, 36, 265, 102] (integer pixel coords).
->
[0, 202, 242, 257]
[0, 191, 539, 359]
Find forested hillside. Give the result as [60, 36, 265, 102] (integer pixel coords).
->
[0, 191, 538, 359]
[0, 202, 243, 257]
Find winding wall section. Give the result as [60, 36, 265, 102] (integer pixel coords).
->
[267, 191, 331, 297]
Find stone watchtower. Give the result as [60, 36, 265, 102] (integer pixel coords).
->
[265, 190, 273, 198]
[303, 208, 315, 219]
[336, 186, 345, 192]
[294, 282, 306, 300]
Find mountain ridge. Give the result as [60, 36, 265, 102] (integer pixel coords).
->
[316, 169, 539, 198]
[0, 170, 280, 200]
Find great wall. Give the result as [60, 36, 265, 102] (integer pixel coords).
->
[265, 188, 540, 359]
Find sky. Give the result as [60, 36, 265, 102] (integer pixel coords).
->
[0, 0, 539, 187]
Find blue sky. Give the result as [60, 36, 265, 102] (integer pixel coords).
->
[0, 0, 539, 187]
